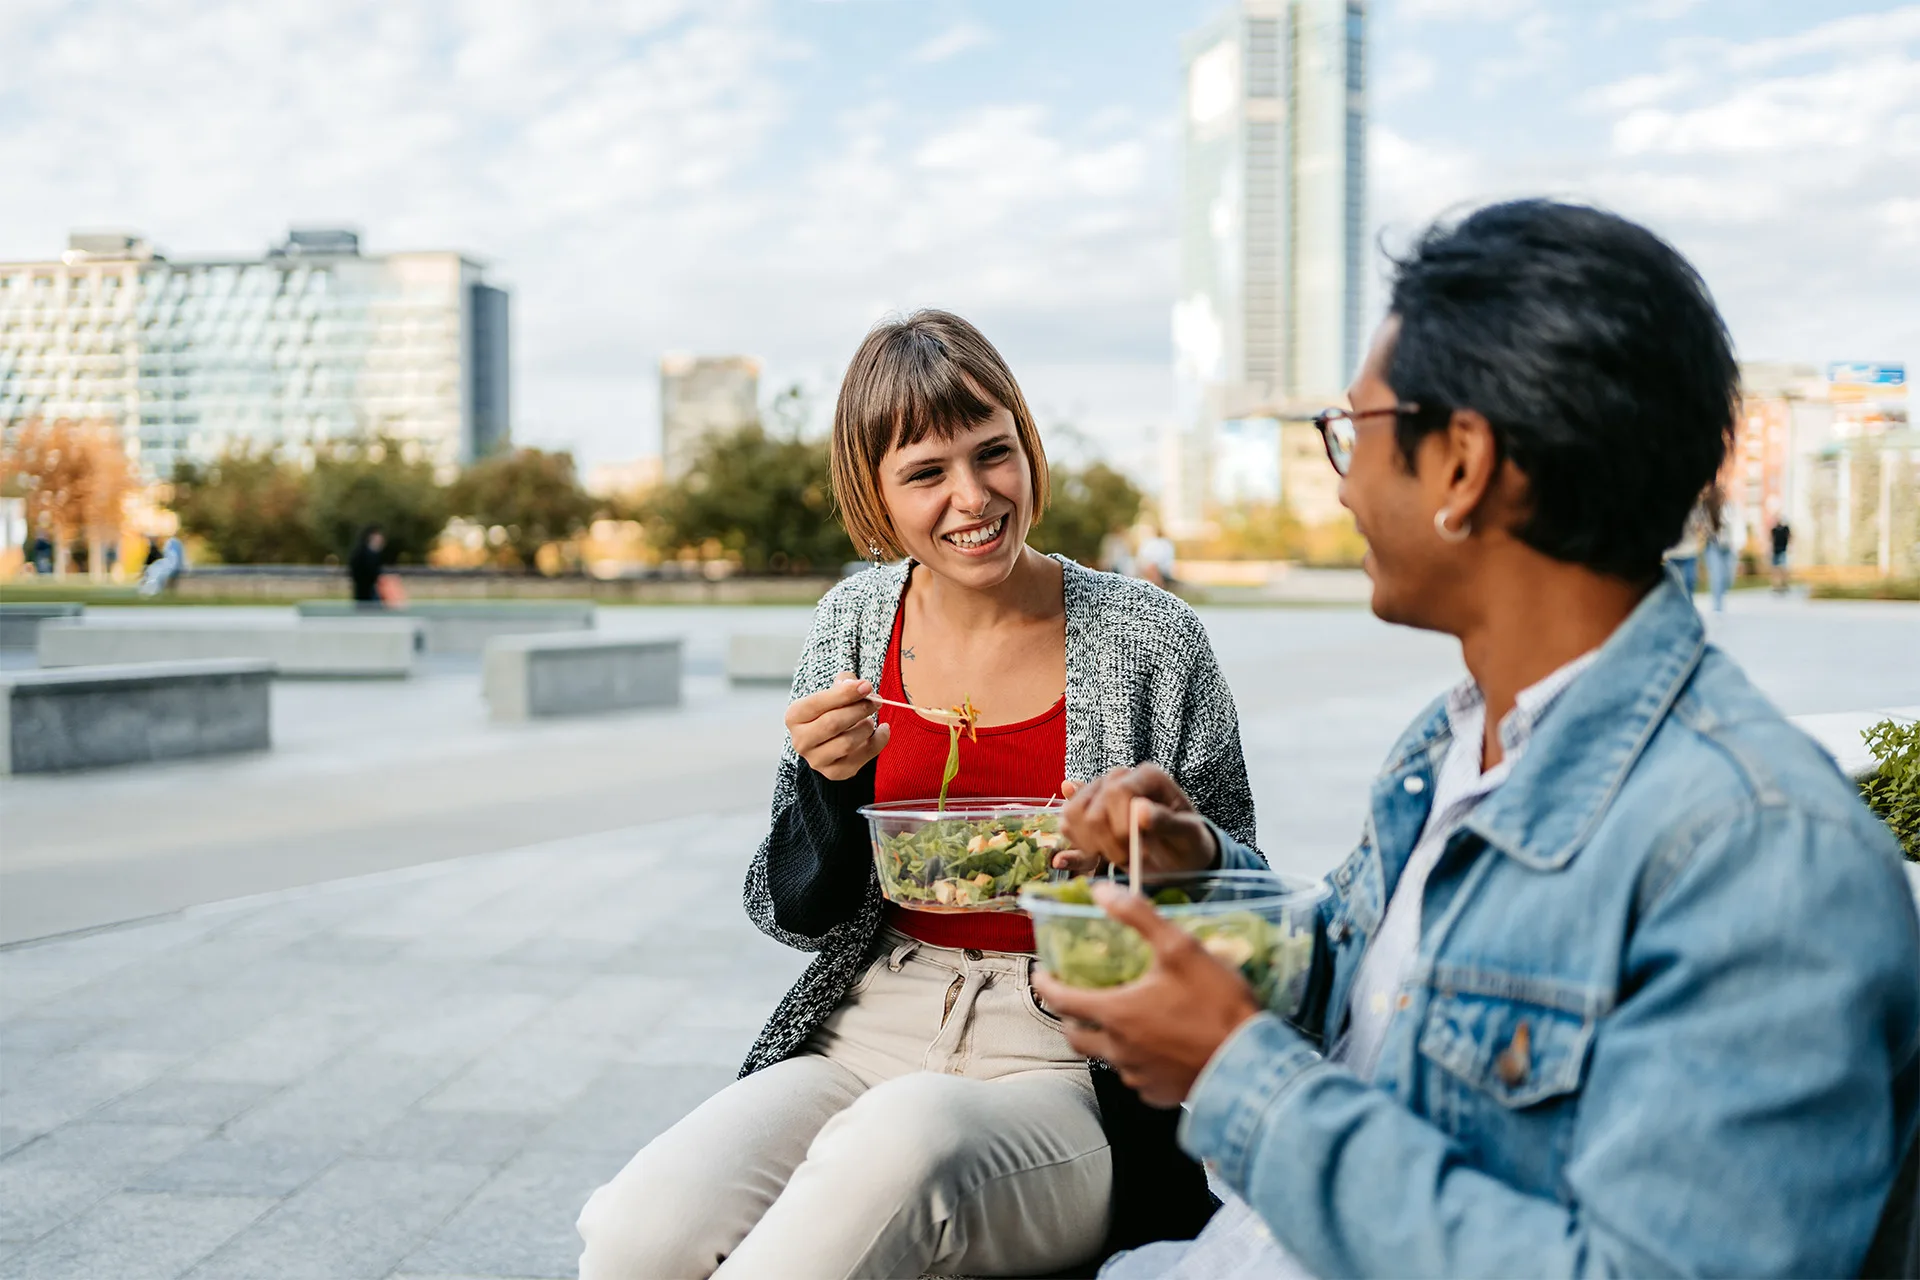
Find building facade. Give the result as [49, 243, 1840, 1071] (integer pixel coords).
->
[1169, 0, 1367, 532]
[0, 229, 510, 479]
[659, 354, 761, 482]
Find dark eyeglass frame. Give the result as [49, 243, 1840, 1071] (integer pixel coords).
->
[1304, 403, 1423, 476]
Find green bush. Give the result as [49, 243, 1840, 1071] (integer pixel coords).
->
[1861, 718, 1920, 862]
[1029, 462, 1145, 566]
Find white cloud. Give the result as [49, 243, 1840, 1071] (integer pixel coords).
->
[909, 21, 993, 65]
[1393, 0, 1535, 22]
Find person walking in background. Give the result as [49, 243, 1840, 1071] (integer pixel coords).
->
[349, 525, 388, 606]
[1664, 495, 1712, 597]
[1705, 485, 1745, 612]
[1135, 526, 1177, 588]
[1771, 512, 1794, 593]
[138, 536, 185, 596]
[143, 537, 163, 571]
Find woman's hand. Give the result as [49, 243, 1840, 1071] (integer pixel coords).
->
[786, 673, 891, 781]
[1053, 764, 1218, 876]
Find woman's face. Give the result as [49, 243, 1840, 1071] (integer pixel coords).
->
[876, 404, 1033, 588]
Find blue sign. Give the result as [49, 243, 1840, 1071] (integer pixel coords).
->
[1828, 362, 1906, 386]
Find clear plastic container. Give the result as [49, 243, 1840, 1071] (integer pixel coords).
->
[859, 798, 1072, 913]
[1021, 870, 1328, 1015]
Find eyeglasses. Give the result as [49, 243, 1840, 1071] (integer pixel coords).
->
[1302, 403, 1422, 476]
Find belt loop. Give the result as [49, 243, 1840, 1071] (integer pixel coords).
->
[887, 939, 919, 971]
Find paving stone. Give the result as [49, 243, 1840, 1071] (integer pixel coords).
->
[1, 1190, 273, 1280]
[0, 1121, 206, 1242]
[0, 1013, 112, 1057]
[420, 1045, 612, 1116]
[397, 1149, 616, 1280]
[184, 1158, 494, 1280]
[130, 1136, 339, 1198]
[356, 1109, 548, 1165]
[506, 974, 692, 1059]
[365, 991, 550, 1060]
[530, 1063, 733, 1156]
[181, 1006, 395, 1086]
[94, 1079, 280, 1128]
[222, 1051, 467, 1148]
[0, 1048, 189, 1132]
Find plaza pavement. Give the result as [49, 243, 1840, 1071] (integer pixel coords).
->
[1, 592, 1915, 1278]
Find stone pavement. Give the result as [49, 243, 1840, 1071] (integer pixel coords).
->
[1, 592, 1915, 1278]
[0, 814, 806, 1279]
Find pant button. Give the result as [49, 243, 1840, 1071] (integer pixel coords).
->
[965, 948, 984, 961]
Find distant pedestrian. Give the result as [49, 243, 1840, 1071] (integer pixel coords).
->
[138, 536, 185, 596]
[30, 534, 52, 575]
[143, 537, 163, 569]
[1664, 499, 1712, 597]
[1136, 528, 1177, 589]
[1705, 490, 1744, 613]
[1770, 517, 1793, 594]
[349, 525, 388, 606]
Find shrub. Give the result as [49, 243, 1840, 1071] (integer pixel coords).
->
[1861, 718, 1920, 862]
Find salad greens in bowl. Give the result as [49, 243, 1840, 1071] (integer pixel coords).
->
[1021, 870, 1327, 1015]
[860, 798, 1071, 913]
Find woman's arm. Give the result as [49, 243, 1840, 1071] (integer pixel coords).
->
[741, 583, 883, 951]
[1170, 610, 1261, 856]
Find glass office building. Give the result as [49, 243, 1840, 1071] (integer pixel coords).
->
[0, 229, 510, 479]
[1169, 0, 1366, 530]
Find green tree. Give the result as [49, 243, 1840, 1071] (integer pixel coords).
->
[644, 424, 847, 574]
[448, 446, 596, 573]
[1029, 461, 1145, 565]
[169, 446, 328, 564]
[308, 437, 450, 564]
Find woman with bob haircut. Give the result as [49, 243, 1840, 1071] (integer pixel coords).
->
[576, 310, 1264, 1279]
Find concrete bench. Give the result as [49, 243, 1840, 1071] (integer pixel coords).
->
[483, 633, 682, 721]
[296, 600, 595, 655]
[0, 602, 83, 650]
[38, 617, 420, 678]
[726, 634, 807, 687]
[1, 659, 272, 774]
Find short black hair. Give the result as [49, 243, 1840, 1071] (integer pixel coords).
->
[1386, 199, 1737, 580]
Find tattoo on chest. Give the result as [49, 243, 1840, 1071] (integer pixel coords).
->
[903, 647, 915, 662]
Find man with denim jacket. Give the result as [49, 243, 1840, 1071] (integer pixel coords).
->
[1040, 200, 1920, 1277]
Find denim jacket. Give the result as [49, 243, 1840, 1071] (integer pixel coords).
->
[1190, 578, 1920, 1277]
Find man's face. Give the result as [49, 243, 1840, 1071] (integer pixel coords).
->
[1341, 317, 1470, 631]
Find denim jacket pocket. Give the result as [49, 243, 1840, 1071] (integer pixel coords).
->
[1418, 988, 1595, 1109]
[1416, 986, 1597, 1196]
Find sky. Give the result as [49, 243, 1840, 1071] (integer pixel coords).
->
[2, 0, 1915, 483]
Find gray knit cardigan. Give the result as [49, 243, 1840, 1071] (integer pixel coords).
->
[740, 555, 1259, 1075]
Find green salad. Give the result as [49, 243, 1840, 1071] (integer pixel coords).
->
[1024, 876, 1315, 1011]
[873, 811, 1065, 910]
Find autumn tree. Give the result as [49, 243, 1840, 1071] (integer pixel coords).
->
[0, 418, 137, 578]
[308, 437, 450, 564]
[642, 424, 847, 574]
[447, 447, 596, 573]
[170, 446, 328, 564]
[1028, 461, 1146, 566]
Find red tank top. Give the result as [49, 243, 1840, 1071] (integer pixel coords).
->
[873, 597, 1066, 953]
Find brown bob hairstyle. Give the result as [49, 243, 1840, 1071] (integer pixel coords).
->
[831, 310, 1050, 561]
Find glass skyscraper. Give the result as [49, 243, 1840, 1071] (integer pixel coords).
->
[1169, 0, 1366, 531]
[0, 229, 510, 480]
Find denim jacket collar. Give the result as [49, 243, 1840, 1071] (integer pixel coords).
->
[1464, 576, 1707, 870]
[1375, 577, 1707, 875]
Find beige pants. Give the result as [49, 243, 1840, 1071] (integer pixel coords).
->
[576, 930, 1113, 1279]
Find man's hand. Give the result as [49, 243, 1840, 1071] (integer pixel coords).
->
[1031, 882, 1262, 1106]
[1051, 764, 1218, 876]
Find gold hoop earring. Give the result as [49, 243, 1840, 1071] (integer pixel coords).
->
[1434, 509, 1471, 544]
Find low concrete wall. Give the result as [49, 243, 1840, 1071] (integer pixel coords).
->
[37, 617, 420, 678]
[483, 633, 682, 721]
[727, 634, 806, 686]
[1, 658, 272, 774]
[0, 602, 83, 650]
[296, 601, 595, 655]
